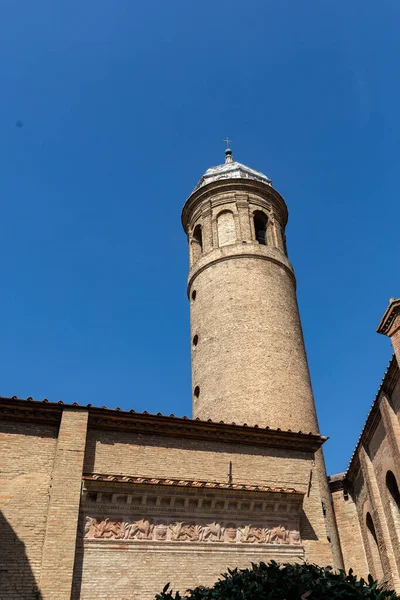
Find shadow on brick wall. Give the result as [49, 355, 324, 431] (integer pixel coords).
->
[300, 509, 318, 541]
[70, 514, 85, 600]
[0, 511, 42, 599]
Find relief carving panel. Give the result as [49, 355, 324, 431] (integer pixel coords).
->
[84, 516, 301, 546]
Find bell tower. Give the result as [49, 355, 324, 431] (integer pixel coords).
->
[182, 148, 319, 433]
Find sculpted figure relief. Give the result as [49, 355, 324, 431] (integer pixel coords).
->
[83, 516, 301, 546]
[126, 518, 153, 540]
[199, 521, 224, 542]
[91, 518, 125, 539]
[268, 525, 288, 544]
[169, 522, 200, 542]
[239, 525, 267, 544]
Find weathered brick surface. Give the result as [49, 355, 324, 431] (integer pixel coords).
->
[77, 545, 303, 600]
[331, 485, 368, 577]
[39, 409, 88, 600]
[182, 173, 341, 568]
[0, 419, 57, 599]
[82, 425, 334, 573]
[335, 363, 400, 593]
[84, 428, 313, 486]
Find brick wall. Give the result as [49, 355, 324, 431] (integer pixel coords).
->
[84, 428, 313, 488]
[77, 544, 303, 600]
[330, 484, 368, 577]
[81, 426, 334, 572]
[39, 409, 88, 600]
[0, 419, 58, 599]
[340, 391, 400, 592]
[1, 403, 336, 599]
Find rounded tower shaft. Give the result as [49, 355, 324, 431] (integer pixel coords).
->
[182, 149, 319, 433]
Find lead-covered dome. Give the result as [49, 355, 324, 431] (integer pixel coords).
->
[193, 149, 272, 192]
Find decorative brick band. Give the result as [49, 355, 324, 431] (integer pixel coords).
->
[187, 252, 296, 296]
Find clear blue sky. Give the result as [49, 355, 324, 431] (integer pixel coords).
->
[1, 0, 399, 475]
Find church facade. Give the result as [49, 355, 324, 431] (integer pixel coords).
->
[0, 150, 399, 599]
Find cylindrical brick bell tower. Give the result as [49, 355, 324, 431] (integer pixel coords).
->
[182, 148, 344, 569]
[182, 148, 319, 433]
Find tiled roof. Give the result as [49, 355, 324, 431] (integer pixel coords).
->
[0, 395, 325, 453]
[0, 394, 320, 437]
[83, 473, 301, 495]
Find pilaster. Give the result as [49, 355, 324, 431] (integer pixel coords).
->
[235, 194, 252, 241]
[39, 408, 88, 599]
[380, 395, 400, 462]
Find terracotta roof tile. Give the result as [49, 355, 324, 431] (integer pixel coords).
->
[0, 394, 322, 439]
[83, 473, 302, 495]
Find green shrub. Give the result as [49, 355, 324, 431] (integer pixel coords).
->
[156, 561, 399, 599]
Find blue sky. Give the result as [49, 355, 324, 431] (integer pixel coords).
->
[1, 0, 399, 475]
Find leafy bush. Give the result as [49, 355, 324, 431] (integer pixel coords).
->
[156, 561, 399, 600]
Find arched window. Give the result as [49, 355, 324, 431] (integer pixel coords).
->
[366, 512, 384, 581]
[253, 211, 268, 245]
[191, 224, 203, 262]
[386, 471, 400, 510]
[217, 211, 236, 247]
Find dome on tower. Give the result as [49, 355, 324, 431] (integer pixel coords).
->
[193, 149, 272, 192]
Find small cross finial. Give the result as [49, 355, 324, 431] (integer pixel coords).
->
[223, 137, 233, 163]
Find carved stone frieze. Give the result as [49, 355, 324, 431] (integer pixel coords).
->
[84, 516, 301, 546]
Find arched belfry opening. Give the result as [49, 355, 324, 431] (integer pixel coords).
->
[191, 224, 203, 262]
[253, 211, 268, 245]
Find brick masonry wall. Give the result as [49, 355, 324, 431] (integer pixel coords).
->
[391, 376, 400, 415]
[331, 486, 368, 577]
[1, 405, 337, 599]
[182, 178, 341, 569]
[189, 252, 319, 435]
[0, 419, 58, 599]
[39, 409, 88, 600]
[84, 428, 314, 487]
[82, 426, 334, 567]
[77, 544, 304, 600]
[342, 399, 400, 592]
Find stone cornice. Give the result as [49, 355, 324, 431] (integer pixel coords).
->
[0, 399, 62, 426]
[181, 179, 288, 232]
[0, 396, 325, 452]
[83, 473, 303, 496]
[327, 473, 345, 493]
[377, 298, 400, 337]
[187, 249, 296, 295]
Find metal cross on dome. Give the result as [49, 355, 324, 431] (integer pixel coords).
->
[223, 137, 232, 149]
